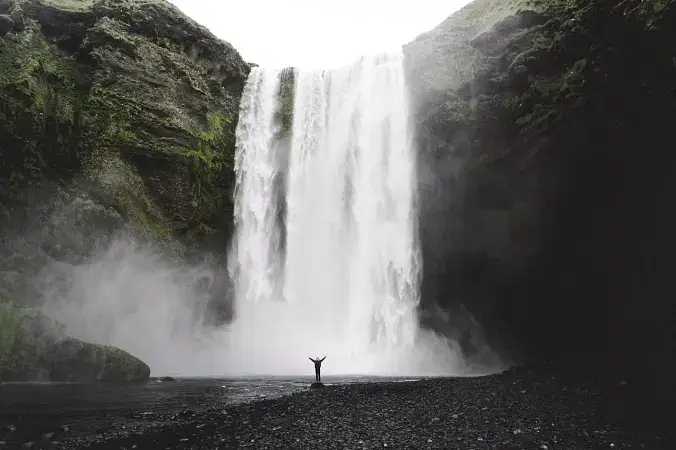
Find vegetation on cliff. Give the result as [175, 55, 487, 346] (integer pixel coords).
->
[275, 68, 295, 140]
[0, 297, 150, 381]
[0, 0, 250, 248]
[0, 0, 249, 379]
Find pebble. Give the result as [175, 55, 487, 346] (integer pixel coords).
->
[4, 368, 673, 449]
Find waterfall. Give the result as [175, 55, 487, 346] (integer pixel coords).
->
[231, 67, 284, 307]
[228, 54, 464, 376]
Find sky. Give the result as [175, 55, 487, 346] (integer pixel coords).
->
[168, 0, 473, 69]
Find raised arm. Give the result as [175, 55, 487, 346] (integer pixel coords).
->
[309, 357, 315, 362]
[320, 356, 326, 362]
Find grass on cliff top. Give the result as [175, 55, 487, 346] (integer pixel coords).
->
[37, 0, 175, 13]
[38, 0, 95, 11]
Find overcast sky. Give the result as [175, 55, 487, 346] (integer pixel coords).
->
[168, 0, 472, 69]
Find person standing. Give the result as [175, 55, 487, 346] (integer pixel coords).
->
[309, 356, 326, 382]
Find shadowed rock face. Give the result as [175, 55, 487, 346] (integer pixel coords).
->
[406, 0, 676, 409]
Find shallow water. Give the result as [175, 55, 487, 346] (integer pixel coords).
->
[0, 376, 421, 445]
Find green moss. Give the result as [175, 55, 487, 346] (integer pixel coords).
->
[39, 0, 96, 12]
[0, 299, 26, 376]
[1, 297, 150, 382]
[182, 112, 235, 210]
[0, 25, 92, 200]
[1, 0, 248, 251]
[0, 28, 88, 124]
[276, 70, 295, 139]
[184, 112, 234, 168]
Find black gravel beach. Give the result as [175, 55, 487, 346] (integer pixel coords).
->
[19, 367, 663, 450]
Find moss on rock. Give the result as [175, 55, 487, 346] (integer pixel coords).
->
[0, 0, 250, 247]
[276, 68, 295, 139]
[0, 297, 150, 382]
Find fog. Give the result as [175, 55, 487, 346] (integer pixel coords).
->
[4, 0, 515, 379]
[30, 233, 500, 377]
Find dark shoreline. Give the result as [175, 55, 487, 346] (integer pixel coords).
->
[71, 367, 674, 450]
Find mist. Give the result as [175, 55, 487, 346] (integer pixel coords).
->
[27, 231, 494, 378]
[37, 237, 233, 377]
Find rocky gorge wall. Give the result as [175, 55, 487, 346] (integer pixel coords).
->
[406, 0, 676, 412]
[1, 0, 675, 398]
[0, 0, 250, 379]
[0, 0, 249, 304]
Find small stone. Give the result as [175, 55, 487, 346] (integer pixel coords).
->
[61, 425, 70, 432]
[43, 432, 54, 440]
[22, 442, 34, 449]
[6, 425, 15, 432]
[452, 414, 459, 419]
[179, 438, 189, 442]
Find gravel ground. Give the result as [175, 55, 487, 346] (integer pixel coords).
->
[81, 368, 674, 450]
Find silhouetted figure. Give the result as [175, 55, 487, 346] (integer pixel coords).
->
[309, 356, 326, 382]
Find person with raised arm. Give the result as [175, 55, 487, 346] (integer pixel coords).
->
[309, 356, 326, 382]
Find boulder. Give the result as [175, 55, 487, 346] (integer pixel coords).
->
[0, 299, 150, 382]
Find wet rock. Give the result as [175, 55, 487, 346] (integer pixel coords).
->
[310, 382, 325, 389]
[0, 301, 150, 382]
[8, 5, 22, 31]
[0, 13, 12, 36]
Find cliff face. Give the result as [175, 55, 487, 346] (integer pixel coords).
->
[406, 0, 676, 406]
[0, 0, 249, 251]
[0, 0, 250, 378]
[0, 0, 249, 301]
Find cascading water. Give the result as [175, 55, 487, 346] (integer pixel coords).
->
[227, 54, 465, 376]
[231, 67, 284, 308]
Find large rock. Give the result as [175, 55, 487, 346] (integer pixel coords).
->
[405, 0, 676, 409]
[0, 299, 150, 381]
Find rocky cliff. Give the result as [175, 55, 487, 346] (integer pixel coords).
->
[0, 0, 249, 250]
[0, 0, 250, 379]
[406, 0, 676, 412]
